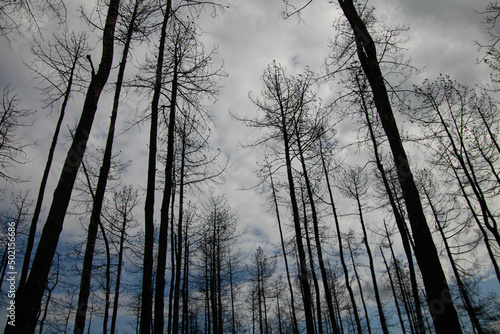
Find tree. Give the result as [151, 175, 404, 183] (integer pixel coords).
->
[335, 1, 462, 332]
[317, 138, 362, 334]
[4, 0, 121, 329]
[290, 70, 341, 334]
[346, 232, 372, 334]
[380, 246, 407, 334]
[153, 14, 223, 333]
[0, 85, 33, 188]
[265, 160, 300, 334]
[340, 166, 389, 334]
[193, 195, 240, 333]
[412, 77, 500, 249]
[139, 0, 171, 330]
[418, 169, 485, 334]
[248, 247, 276, 334]
[20, 29, 91, 293]
[103, 185, 140, 334]
[73, 0, 145, 331]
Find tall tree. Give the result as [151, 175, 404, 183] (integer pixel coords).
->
[266, 160, 300, 334]
[412, 77, 500, 248]
[240, 61, 316, 333]
[335, 1, 462, 332]
[291, 71, 341, 334]
[419, 170, 485, 334]
[318, 138, 362, 334]
[139, 0, 171, 330]
[346, 233, 371, 334]
[20, 30, 91, 292]
[73, 0, 143, 331]
[4, 0, 120, 330]
[340, 166, 389, 334]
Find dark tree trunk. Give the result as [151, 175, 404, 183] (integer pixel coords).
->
[350, 176, 389, 334]
[423, 187, 484, 334]
[301, 188, 324, 334]
[172, 120, 187, 334]
[358, 77, 426, 333]
[294, 111, 339, 334]
[167, 182, 177, 334]
[110, 208, 129, 334]
[73, 0, 138, 330]
[154, 20, 179, 334]
[347, 238, 371, 334]
[380, 247, 407, 334]
[278, 94, 315, 333]
[5, 0, 119, 330]
[140, 2, 172, 333]
[337, 1, 461, 332]
[385, 222, 417, 334]
[20, 54, 77, 291]
[268, 165, 299, 334]
[319, 142, 363, 334]
[100, 221, 111, 334]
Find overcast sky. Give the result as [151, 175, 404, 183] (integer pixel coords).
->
[1, 0, 499, 332]
[0, 0, 496, 283]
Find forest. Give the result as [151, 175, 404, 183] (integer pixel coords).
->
[0, 0, 500, 333]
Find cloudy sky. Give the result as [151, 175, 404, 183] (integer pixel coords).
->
[0, 0, 496, 300]
[194, 0, 493, 254]
[0, 0, 495, 259]
[1, 0, 499, 331]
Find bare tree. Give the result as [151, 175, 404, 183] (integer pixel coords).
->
[248, 247, 276, 334]
[4, 0, 121, 329]
[0, 85, 33, 188]
[20, 30, 91, 292]
[418, 169, 485, 334]
[340, 166, 389, 334]
[239, 61, 316, 333]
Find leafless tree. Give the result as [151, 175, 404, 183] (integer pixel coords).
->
[0, 85, 33, 188]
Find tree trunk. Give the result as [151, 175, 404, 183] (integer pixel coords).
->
[278, 95, 315, 333]
[337, 1, 461, 332]
[301, 188, 324, 334]
[294, 112, 339, 334]
[154, 22, 179, 334]
[351, 177, 389, 334]
[319, 142, 363, 334]
[100, 221, 111, 334]
[5, 0, 119, 330]
[347, 238, 371, 334]
[20, 53, 77, 291]
[423, 187, 484, 334]
[73, 1, 138, 330]
[358, 77, 426, 333]
[172, 119, 187, 334]
[385, 222, 417, 334]
[140, 2, 172, 332]
[380, 247, 407, 334]
[110, 207, 128, 334]
[268, 164, 299, 334]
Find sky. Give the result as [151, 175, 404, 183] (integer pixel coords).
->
[0, 0, 498, 330]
